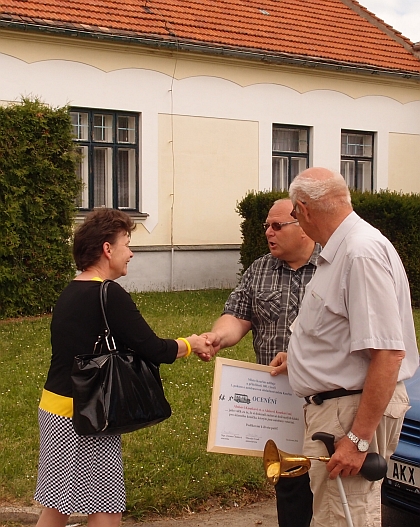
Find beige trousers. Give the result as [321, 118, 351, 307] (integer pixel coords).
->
[303, 382, 409, 527]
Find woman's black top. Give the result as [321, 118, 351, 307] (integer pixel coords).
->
[44, 280, 178, 398]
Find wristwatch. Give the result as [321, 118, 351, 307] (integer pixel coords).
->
[347, 431, 370, 452]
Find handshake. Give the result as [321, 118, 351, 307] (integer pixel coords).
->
[182, 332, 222, 362]
[184, 330, 288, 376]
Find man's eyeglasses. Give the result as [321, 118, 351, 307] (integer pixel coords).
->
[290, 201, 306, 219]
[263, 220, 299, 232]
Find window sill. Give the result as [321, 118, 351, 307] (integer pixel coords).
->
[75, 211, 149, 223]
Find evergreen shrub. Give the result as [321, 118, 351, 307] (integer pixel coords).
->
[237, 189, 420, 307]
[0, 98, 81, 318]
[236, 190, 287, 273]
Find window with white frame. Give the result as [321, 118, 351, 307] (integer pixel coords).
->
[341, 130, 374, 191]
[70, 108, 139, 210]
[272, 125, 309, 190]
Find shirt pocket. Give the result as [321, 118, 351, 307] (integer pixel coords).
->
[298, 288, 324, 337]
[254, 291, 285, 323]
[384, 383, 409, 419]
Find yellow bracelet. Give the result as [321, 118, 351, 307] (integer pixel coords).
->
[177, 337, 192, 358]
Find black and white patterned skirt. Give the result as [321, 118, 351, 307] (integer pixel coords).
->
[34, 408, 126, 515]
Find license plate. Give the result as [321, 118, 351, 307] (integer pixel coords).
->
[387, 460, 420, 488]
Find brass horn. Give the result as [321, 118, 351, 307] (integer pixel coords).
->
[263, 439, 312, 485]
[263, 438, 387, 486]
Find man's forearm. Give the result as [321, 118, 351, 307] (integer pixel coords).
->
[327, 348, 406, 479]
[350, 348, 405, 442]
[210, 314, 251, 350]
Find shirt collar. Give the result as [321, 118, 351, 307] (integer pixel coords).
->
[271, 242, 322, 270]
[319, 211, 360, 264]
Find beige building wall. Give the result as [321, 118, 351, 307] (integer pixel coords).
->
[388, 133, 420, 193]
[129, 115, 258, 247]
[163, 114, 259, 245]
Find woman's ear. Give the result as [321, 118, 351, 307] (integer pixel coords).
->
[103, 241, 112, 260]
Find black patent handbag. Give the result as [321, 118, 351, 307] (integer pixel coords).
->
[71, 280, 171, 436]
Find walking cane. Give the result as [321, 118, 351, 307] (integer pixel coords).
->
[311, 432, 387, 527]
[312, 433, 354, 527]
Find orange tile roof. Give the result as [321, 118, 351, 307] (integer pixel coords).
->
[1, 0, 420, 76]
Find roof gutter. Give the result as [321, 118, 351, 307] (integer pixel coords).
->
[1, 18, 420, 81]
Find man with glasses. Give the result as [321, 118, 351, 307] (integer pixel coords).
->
[202, 198, 320, 527]
[271, 168, 418, 527]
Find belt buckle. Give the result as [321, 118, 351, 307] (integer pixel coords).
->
[307, 394, 323, 405]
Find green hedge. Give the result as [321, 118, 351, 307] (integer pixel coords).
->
[0, 99, 81, 319]
[236, 190, 420, 307]
[236, 190, 288, 272]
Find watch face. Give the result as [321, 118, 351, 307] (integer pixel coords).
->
[357, 439, 369, 452]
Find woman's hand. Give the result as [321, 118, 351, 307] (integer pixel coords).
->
[190, 334, 215, 361]
[176, 335, 215, 361]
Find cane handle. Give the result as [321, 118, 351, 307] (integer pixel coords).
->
[311, 432, 387, 481]
[312, 432, 335, 456]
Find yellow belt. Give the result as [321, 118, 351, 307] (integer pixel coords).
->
[39, 388, 73, 418]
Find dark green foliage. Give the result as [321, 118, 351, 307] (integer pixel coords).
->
[351, 190, 420, 308]
[0, 98, 81, 318]
[236, 190, 288, 272]
[237, 189, 420, 307]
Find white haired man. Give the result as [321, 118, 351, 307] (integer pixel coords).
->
[271, 168, 419, 527]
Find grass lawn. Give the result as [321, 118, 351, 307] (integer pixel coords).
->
[1, 290, 419, 520]
[0, 289, 272, 519]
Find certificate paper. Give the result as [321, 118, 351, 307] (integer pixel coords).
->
[207, 357, 304, 457]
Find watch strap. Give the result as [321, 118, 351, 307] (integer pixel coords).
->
[347, 430, 369, 451]
[347, 430, 359, 445]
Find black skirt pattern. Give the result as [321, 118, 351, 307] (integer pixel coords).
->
[34, 408, 126, 515]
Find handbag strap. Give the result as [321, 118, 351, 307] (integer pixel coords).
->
[99, 279, 117, 352]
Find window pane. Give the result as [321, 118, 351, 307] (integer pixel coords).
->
[117, 149, 136, 209]
[341, 133, 372, 157]
[70, 112, 88, 141]
[341, 160, 356, 188]
[272, 156, 288, 190]
[93, 148, 112, 207]
[75, 146, 89, 208]
[273, 128, 307, 153]
[93, 114, 113, 142]
[118, 116, 136, 144]
[357, 160, 372, 191]
[341, 130, 373, 190]
[71, 108, 139, 211]
[290, 157, 307, 180]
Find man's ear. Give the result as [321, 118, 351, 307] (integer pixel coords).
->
[296, 199, 308, 220]
[298, 200, 310, 221]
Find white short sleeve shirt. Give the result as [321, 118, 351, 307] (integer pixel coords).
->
[287, 212, 419, 398]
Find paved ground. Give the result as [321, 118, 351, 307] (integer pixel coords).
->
[1, 499, 418, 526]
[127, 500, 278, 527]
[1, 499, 278, 527]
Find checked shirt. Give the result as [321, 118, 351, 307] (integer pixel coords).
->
[223, 244, 321, 365]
